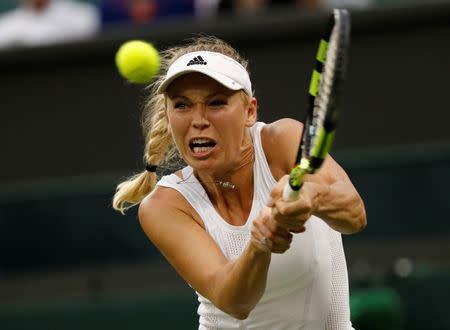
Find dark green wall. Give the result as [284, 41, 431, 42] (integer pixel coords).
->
[1, 2, 449, 184]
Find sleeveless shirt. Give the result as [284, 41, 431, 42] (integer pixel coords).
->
[157, 122, 354, 330]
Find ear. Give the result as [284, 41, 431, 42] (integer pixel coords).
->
[245, 97, 257, 127]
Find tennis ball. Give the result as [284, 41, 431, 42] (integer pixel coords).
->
[115, 40, 160, 84]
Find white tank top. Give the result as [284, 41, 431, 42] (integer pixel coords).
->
[157, 122, 354, 330]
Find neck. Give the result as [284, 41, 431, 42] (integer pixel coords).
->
[196, 138, 254, 195]
[203, 161, 254, 226]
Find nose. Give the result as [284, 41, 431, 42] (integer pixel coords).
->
[192, 103, 210, 129]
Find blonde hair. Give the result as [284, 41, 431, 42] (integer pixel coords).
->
[112, 36, 251, 214]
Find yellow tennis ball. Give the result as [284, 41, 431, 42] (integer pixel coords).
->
[115, 40, 160, 84]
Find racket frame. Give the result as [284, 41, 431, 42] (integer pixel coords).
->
[283, 9, 351, 201]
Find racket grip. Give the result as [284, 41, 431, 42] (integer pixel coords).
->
[282, 182, 300, 201]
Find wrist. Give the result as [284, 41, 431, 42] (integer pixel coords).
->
[249, 237, 272, 256]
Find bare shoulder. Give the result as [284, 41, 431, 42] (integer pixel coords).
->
[139, 185, 203, 232]
[260, 119, 303, 180]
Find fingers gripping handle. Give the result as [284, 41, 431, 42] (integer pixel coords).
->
[282, 181, 301, 201]
[283, 165, 307, 201]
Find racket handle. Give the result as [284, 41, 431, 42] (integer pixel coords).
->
[283, 164, 308, 201]
[282, 182, 300, 201]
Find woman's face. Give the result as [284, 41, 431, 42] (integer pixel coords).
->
[166, 73, 256, 174]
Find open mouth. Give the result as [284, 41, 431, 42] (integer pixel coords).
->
[189, 138, 217, 153]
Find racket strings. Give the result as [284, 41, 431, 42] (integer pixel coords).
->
[284, 9, 350, 198]
[310, 9, 347, 159]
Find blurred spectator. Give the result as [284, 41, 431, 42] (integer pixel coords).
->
[99, 0, 194, 26]
[0, 0, 100, 50]
[218, 0, 322, 13]
[99, 0, 158, 24]
[195, 0, 221, 17]
[216, 0, 372, 14]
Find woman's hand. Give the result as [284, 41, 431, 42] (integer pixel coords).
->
[268, 175, 320, 233]
[251, 207, 293, 254]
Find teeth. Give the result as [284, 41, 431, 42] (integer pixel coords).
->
[193, 146, 213, 153]
[192, 138, 214, 144]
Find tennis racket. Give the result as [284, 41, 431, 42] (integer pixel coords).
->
[282, 8, 351, 201]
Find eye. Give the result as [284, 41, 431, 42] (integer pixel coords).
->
[174, 101, 188, 109]
[208, 99, 227, 108]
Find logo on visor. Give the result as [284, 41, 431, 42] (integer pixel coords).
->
[187, 56, 207, 66]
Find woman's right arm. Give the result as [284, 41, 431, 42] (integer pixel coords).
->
[138, 186, 291, 319]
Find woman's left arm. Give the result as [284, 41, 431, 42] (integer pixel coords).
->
[270, 158, 366, 234]
[262, 119, 366, 235]
[305, 155, 367, 234]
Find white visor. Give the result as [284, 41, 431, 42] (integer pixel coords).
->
[157, 51, 252, 96]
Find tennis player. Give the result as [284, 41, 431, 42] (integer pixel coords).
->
[113, 36, 366, 329]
